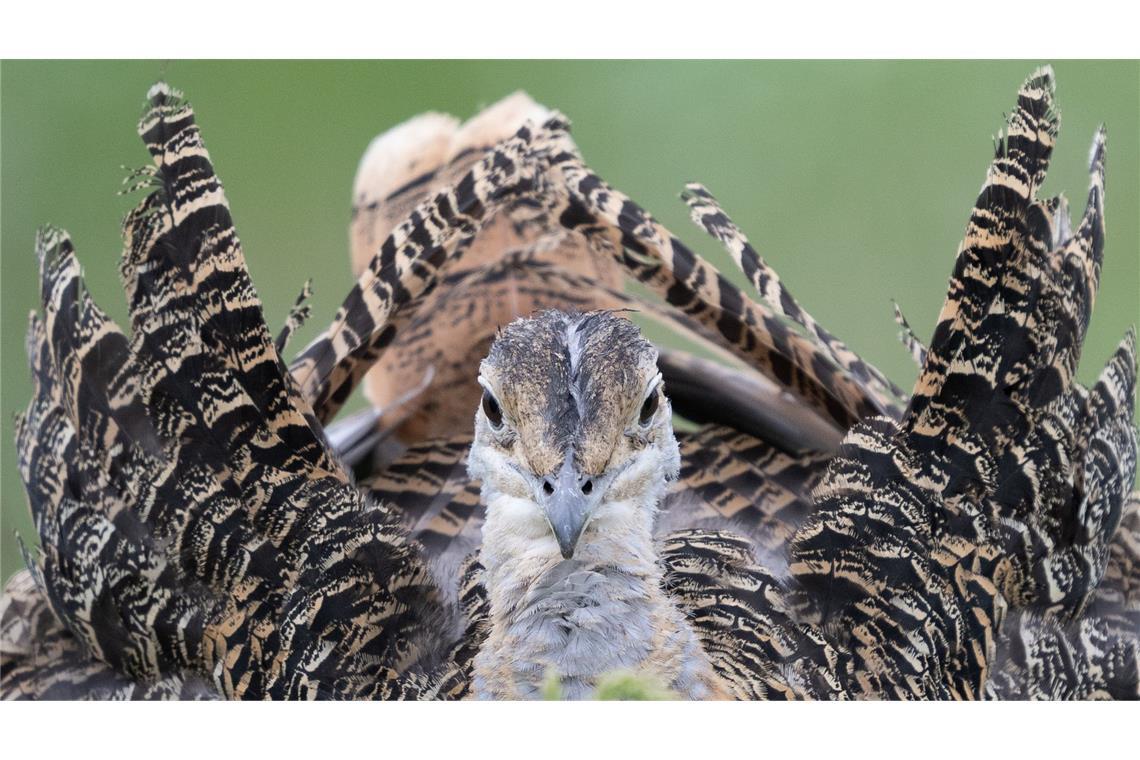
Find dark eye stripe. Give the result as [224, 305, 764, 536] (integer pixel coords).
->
[482, 390, 503, 428]
[639, 388, 660, 424]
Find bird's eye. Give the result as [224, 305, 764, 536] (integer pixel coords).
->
[482, 390, 503, 429]
[639, 388, 660, 425]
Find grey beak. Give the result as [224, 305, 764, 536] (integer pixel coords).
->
[543, 457, 595, 559]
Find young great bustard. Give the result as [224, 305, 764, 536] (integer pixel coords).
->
[1, 68, 1137, 700]
[468, 310, 727, 699]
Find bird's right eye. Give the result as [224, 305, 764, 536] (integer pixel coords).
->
[482, 390, 503, 429]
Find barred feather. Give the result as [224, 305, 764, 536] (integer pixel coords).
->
[4, 69, 1135, 702]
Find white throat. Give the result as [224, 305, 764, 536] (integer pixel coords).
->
[472, 484, 713, 699]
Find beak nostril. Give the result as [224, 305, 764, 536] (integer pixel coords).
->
[581, 480, 593, 495]
[542, 481, 554, 496]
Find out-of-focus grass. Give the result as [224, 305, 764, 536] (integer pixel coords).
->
[2, 61, 1138, 583]
[591, 671, 679, 700]
[542, 668, 679, 700]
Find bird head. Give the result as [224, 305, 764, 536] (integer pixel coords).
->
[468, 310, 680, 564]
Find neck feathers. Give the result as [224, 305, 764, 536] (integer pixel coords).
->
[473, 493, 722, 699]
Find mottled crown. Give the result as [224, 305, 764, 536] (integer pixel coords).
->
[479, 310, 660, 476]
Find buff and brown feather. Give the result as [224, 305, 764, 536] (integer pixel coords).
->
[2, 68, 1136, 700]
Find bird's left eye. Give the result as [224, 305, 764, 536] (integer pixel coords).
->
[639, 388, 660, 424]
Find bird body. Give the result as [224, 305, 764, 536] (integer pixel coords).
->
[473, 548, 722, 699]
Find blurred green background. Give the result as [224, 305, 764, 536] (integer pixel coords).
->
[2, 61, 1137, 583]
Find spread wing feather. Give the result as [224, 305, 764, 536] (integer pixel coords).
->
[2, 86, 463, 700]
[291, 112, 901, 436]
[663, 68, 1137, 699]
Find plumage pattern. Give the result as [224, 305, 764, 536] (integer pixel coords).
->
[676, 68, 1138, 698]
[290, 107, 901, 438]
[2, 68, 1136, 700]
[682, 182, 907, 417]
[346, 93, 623, 444]
[3, 86, 458, 700]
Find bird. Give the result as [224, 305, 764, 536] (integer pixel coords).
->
[467, 309, 728, 699]
[1, 67, 1136, 699]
